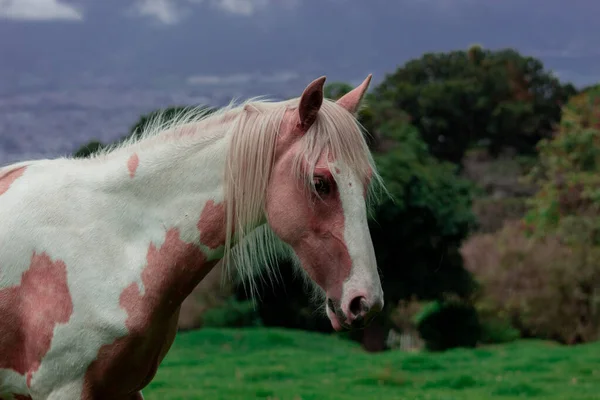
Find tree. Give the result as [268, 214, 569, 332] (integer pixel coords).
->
[369, 121, 478, 304]
[324, 82, 353, 100]
[73, 140, 105, 159]
[525, 86, 600, 236]
[372, 47, 577, 163]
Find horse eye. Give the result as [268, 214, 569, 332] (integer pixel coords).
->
[314, 177, 331, 195]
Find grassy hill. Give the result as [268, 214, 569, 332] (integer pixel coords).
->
[144, 328, 600, 400]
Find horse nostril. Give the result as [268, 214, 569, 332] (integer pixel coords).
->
[349, 296, 369, 318]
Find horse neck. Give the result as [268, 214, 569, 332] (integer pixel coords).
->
[82, 121, 235, 304]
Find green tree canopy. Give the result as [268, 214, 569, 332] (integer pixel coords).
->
[72, 140, 105, 159]
[324, 82, 353, 100]
[372, 46, 577, 163]
[525, 86, 600, 240]
[369, 121, 478, 303]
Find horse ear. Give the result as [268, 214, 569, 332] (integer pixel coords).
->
[298, 76, 326, 132]
[336, 74, 372, 115]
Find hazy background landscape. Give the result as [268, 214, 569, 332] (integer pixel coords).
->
[1, 0, 600, 166]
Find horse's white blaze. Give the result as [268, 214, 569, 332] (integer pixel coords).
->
[335, 163, 383, 315]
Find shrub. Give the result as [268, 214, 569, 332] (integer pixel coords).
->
[461, 221, 600, 344]
[479, 317, 520, 344]
[414, 297, 481, 351]
[472, 197, 528, 233]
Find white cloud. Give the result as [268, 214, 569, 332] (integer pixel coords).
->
[213, 0, 267, 16]
[187, 71, 299, 86]
[188, 73, 254, 85]
[133, 0, 296, 24]
[133, 0, 190, 25]
[0, 0, 83, 21]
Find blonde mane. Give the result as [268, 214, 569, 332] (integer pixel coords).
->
[87, 96, 384, 299]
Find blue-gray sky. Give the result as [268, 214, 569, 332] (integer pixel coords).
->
[1, 0, 599, 89]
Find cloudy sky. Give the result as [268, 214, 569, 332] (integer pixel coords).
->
[0, 0, 599, 91]
[0, 0, 598, 166]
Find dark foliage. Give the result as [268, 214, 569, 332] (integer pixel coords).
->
[372, 46, 577, 163]
[415, 300, 482, 351]
[73, 140, 105, 159]
[235, 261, 333, 334]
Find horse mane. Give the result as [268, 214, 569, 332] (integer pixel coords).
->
[88, 97, 263, 158]
[86, 96, 385, 299]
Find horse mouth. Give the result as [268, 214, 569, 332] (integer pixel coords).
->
[326, 297, 378, 331]
[326, 297, 349, 331]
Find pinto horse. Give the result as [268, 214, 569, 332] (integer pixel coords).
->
[0, 75, 385, 399]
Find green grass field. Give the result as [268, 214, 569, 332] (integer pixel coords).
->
[144, 328, 600, 400]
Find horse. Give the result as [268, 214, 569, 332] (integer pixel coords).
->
[0, 75, 385, 399]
